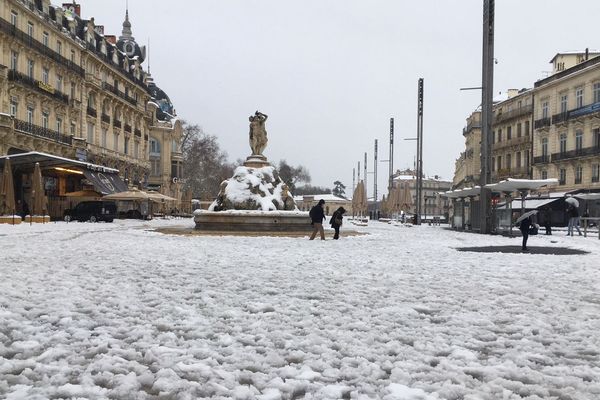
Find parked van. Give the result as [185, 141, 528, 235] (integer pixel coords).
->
[64, 201, 117, 222]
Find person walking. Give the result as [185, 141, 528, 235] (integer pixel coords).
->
[309, 199, 326, 240]
[518, 215, 532, 251]
[566, 204, 582, 236]
[329, 206, 346, 240]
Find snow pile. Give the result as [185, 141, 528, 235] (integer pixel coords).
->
[0, 220, 599, 398]
[209, 165, 297, 211]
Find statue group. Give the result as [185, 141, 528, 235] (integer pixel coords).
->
[249, 111, 268, 156]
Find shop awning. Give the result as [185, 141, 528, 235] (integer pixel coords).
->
[83, 170, 128, 195]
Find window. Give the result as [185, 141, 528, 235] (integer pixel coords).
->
[27, 21, 33, 37]
[507, 126, 512, 140]
[101, 71, 107, 84]
[70, 122, 76, 136]
[42, 112, 49, 129]
[542, 101, 549, 118]
[171, 140, 179, 152]
[124, 137, 129, 155]
[525, 151, 530, 168]
[56, 41, 62, 55]
[542, 137, 549, 157]
[57, 75, 63, 92]
[592, 164, 600, 183]
[576, 87, 584, 108]
[42, 67, 49, 84]
[113, 133, 119, 152]
[87, 93, 95, 109]
[517, 123, 522, 138]
[150, 138, 160, 155]
[10, 11, 18, 26]
[70, 50, 75, 63]
[497, 156, 502, 171]
[516, 152, 521, 168]
[575, 130, 583, 152]
[506, 154, 511, 170]
[42, 32, 49, 47]
[10, 101, 18, 117]
[27, 59, 34, 79]
[524, 120, 530, 135]
[594, 128, 600, 148]
[171, 161, 178, 179]
[560, 133, 567, 154]
[151, 159, 161, 176]
[56, 118, 62, 133]
[134, 141, 139, 159]
[27, 107, 34, 124]
[497, 129, 502, 142]
[559, 168, 566, 185]
[541, 170, 548, 180]
[594, 83, 600, 104]
[491, 157, 495, 172]
[101, 128, 107, 147]
[70, 82, 76, 100]
[575, 165, 583, 184]
[10, 51, 18, 70]
[492, 130, 495, 144]
[560, 94, 568, 113]
[87, 122, 95, 144]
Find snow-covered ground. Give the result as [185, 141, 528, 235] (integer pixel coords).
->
[1, 219, 599, 399]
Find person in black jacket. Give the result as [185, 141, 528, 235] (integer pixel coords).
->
[309, 199, 326, 240]
[519, 215, 532, 251]
[329, 207, 346, 240]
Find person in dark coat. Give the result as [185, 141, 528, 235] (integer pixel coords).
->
[518, 215, 532, 251]
[329, 206, 346, 240]
[566, 204, 582, 236]
[542, 206, 552, 235]
[309, 199, 326, 240]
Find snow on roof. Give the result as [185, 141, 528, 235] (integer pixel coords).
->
[497, 198, 559, 210]
[293, 194, 347, 202]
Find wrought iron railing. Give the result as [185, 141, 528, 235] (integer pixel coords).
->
[551, 112, 568, 125]
[113, 119, 122, 128]
[0, 17, 84, 76]
[14, 119, 72, 145]
[551, 146, 600, 162]
[124, 124, 132, 133]
[101, 113, 110, 124]
[8, 69, 69, 104]
[533, 155, 550, 164]
[134, 128, 141, 137]
[534, 117, 551, 129]
[101, 82, 137, 106]
[494, 104, 533, 123]
[87, 107, 97, 117]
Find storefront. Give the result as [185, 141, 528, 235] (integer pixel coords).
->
[0, 151, 128, 220]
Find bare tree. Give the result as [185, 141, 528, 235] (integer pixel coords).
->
[278, 160, 311, 193]
[182, 121, 232, 200]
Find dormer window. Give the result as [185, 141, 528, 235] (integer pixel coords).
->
[101, 41, 107, 55]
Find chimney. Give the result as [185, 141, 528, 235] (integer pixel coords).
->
[63, 2, 81, 16]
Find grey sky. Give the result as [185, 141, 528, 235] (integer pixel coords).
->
[78, 0, 600, 196]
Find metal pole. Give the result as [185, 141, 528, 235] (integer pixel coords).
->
[480, 0, 495, 234]
[364, 152, 368, 201]
[374, 139, 378, 203]
[389, 118, 394, 191]
[416, 78, 424, 225]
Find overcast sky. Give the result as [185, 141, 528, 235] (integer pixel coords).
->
[77, 0, 600, 197]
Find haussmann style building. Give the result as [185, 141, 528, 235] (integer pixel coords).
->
[0, 0, 185, 219]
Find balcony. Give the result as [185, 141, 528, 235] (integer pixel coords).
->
[551, 146, 600, 162]
[86, 107, 97, 118]
[462, 122, 481, 136]
[101, 82, 137, 106]
[101, 114, 110, 124]
[134, 128, 142, 137]
[533, 155, 550, 164]
[534, 117, 551, 129]
[8, 70, 69, 104]
[566, 101, 600, 121]
[14, 119, 72, 145]
[124, 124, 132, 133]
[551, 112, 568, 125]
[493, 104, 533, 123]
[0, 17, 84, 76]
[493, 134, 531, 150]
[113, 119, 122, 128]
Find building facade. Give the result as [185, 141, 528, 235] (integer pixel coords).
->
[0, 0, 183, 215]
[453, 110, 481, 190]
[392, 168, 452, 219]
[491, 88, 533, 181]
[532, 53, 600, 192]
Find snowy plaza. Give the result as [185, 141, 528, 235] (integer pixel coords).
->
[1, 219, 599, 399]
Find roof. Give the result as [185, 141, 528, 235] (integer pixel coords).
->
[485, 178, 558, 193]
[0, 151, 120, 174]
[496, 198, 559, 210]
[549, 51, 600, 63]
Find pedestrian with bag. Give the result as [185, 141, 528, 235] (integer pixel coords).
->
[309, 199, 326, 240]
[329, 207, 346, 240]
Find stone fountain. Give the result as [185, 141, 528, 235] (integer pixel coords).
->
[193, 111, 311, 232]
